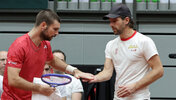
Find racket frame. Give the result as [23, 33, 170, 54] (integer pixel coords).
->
[41, 73, 72, 87]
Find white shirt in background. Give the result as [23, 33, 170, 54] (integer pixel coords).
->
[0, 75, 3, 98]
[32, 77, 67, 100]
[65, 74, 84, 100]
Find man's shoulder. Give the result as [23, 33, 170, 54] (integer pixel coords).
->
[12, 34, 29, 47]
[135, 32, 152, 42]
[106, 37, 119, 46]
[8, 34, 29, 53]
[136, 32, 149, 38]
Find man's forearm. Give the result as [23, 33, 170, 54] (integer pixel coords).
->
[95, 69, 113, 82]
[135, 67, 163, 91]
[8, 66, 41, 92]
[9, 76, 40, 92]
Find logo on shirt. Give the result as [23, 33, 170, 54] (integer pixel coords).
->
[8, 61, 17, 65]
[128, 45, 138, 51]
[44, 45, 47, 49]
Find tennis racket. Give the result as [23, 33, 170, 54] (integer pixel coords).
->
[41, 73, 72, 87]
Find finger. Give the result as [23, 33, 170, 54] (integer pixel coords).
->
[81, 76, 94, 80]
[117, 90, 126, 97]
[82, 80, 88, 82]
[118, 85, 123, 88]
[117, 87, 127, 97]
[117, 86, 126, 94]
[120, 91, 131, 97]
[52, 87, 56, 91]
[86, 73, 94, 77]
[88, 81, 95, 83]
[118, 91, 130, 97]
[74, 74, 80, 79]
[82, 79, 89, 82]
[118, 88, 131, 97]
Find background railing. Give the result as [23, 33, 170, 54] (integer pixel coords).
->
[52, 0, 176, 11]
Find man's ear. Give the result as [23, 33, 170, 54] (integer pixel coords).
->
[124, 17, 130, 25]
[40, 21, 47, 30]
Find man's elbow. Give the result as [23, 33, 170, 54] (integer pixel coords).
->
[158, 66, 164, 78]
[104, 73, 113, 81]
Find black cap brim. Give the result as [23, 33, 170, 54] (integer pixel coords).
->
[103, 14, 120, 20]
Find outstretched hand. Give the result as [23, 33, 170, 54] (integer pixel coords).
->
[87, 75, 99, 83]
[73, 69, 94, 82]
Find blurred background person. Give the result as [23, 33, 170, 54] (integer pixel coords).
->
[0, 51, 7, 76]
[32, 63, 62, 100]
[0, 51, 7, 97]
[43, 64, 53, 75]
[52, 49, 83, 100]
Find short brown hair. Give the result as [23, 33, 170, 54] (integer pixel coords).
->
[120, 16, 134, 29]
[35, 9, 60, 27]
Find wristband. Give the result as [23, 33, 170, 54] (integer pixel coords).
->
[66, 65, 77, 74]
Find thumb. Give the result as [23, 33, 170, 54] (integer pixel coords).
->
[74, 74, 80, 79]
[118, 85, 124, 88]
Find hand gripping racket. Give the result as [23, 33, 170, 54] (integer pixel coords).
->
[41, 74, 72, 87]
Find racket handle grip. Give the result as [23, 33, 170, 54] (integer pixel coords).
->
[66, 65, 77, 74]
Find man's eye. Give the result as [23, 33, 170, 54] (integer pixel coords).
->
[45, 68, 50, 71]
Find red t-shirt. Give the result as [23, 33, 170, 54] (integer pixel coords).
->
[1, 34, 53, 100]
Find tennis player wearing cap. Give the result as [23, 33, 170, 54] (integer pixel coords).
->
[1, 9, 93, 100]
[89, 3, 164, 100]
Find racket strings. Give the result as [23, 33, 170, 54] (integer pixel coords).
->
[43, 76, 70, 84]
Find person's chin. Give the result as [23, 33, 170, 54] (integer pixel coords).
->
[114, 32, 118, 35]
[47, 39, 52, 41]
[46, 37, 52, 41]
[49, 37, 54, 41]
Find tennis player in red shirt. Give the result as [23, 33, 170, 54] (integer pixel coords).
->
[1, 9, 93, 100]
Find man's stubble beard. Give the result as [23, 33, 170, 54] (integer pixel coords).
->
[40, 27, 52, 41]
[114, 23, 125, 35]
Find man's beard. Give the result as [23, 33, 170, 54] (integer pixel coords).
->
[113, 28, 123, 35]
[40, 28, 52, 41]
[114, 29, 122, 35]
[113, 25, 125, 35]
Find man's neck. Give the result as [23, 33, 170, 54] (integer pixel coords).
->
[120, 28, 135, 40]
[28, 28, 42, 47]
